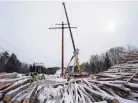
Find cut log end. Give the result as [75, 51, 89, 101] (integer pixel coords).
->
[4, 94, 10, 102]
[113, 99, 119, 103]
[7, 100, 13, 103]
[14, 100, 20, 103]
[23, 99, 29, 103]
[30, 97, 35, 103]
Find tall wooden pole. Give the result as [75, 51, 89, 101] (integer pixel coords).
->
[49, 22, 76, 77]
[61, 22, 64, 77]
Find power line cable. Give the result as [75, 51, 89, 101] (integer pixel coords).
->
[0, 38, 34, 63]
[0, 45, 34, 63]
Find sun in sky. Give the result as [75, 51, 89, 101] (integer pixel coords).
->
[107, 20, 117, 32]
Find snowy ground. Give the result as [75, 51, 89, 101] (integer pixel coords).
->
[44, 69, 67, 83]
[38, 70, 67, 103]
[38, 84, 62, 103]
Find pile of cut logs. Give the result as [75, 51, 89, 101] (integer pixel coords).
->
[48, 52, 138, 103]
[0, 51, 138, 103]
[0, 73, 44, 103]
[119, 52, 138, 63]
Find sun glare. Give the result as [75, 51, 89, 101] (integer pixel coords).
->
[107, 21, 116, 32]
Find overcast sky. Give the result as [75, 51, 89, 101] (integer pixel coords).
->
[0, 1, 138, 67]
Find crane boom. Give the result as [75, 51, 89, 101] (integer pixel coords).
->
[62, 3, 76, 52]
[62, 2, 81, 73]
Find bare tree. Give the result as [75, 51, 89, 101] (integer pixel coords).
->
[127, 45, 138, 53]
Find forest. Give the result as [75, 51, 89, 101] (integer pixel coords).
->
[0, 51, 59, 74]
[81, 45, 138, 74]
[0, 45, 137, 74]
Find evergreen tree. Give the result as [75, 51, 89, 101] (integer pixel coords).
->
[104, 53, 111, 70]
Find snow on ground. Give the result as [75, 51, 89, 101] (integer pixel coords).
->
[38, 70, 67, 103]
[44, 69, 67, 83]
[38, 86, 62, 103]
[16, 73, 24, 77]
[45, 75, 67, 83]
[55, 69, 61, 77]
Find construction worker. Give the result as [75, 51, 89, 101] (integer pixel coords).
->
[42, 74, 45, 80]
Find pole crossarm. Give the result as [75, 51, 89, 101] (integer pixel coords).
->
[49, 27, 77, 29]
[55, 23, 69, 25]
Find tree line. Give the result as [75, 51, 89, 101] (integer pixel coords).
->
[0, 51, 26, 73]
[0, 51, 60, 74]
[29, 64, 60, 75]
[81, 45, 138, 74]
[0, 45, 137, 74]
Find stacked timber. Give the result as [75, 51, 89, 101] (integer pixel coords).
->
[91, 52, 138, 102]
[50, 78, 137, 103]
[119, 52, 138, 63]
[41, 52, 138, 103]
[0, 73, 43, 103]
[0, 73, 18, 79]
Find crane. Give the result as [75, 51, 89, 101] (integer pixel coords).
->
[62, 3, 80, 74]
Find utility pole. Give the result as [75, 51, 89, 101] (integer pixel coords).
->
[49, 22, 77, 77]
